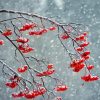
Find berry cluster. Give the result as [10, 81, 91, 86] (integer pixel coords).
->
[2, 29, 12, 36]
[81, 74, 99, 82]
[17, 65, 28, 73]
[12, 87, 46, 99]
[36, 64, 55, 77]
[16, 37, 29, 43]
[54, 85, 68, 92]
[70, 58, 85, 72]
[5, 81, 18, 88]
[61, 33, 69, 40]
[0, 29, 13, 46]
[18, 43, 34, 53]
[29, 28, 48, 36]
[70, 32, 99, 82]
[29, 26, 56, 36]
[19, 23, 37, 32]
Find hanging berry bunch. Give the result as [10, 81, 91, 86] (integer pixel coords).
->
[0, 10, 99, 100]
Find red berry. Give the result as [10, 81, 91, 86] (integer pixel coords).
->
[81, 74, 91, 82]
[75, 35, 85, 41]
[81, 74, 99, 82]
[74, 63, 85, 72]
[46, 69, 55, 75]
[37, 29, 48, 35]
[83, 32, 88, 36]
[83, 55, 90, 60]
[5, 81, 18, 88]
[80, 42, 89, 47]
[61, 34, 69, 40]
[54, 85, 68, 92]
[29, 31, 38, 35]
[47, 64, 53, 69]
[24, 65, 28, 70]
[36, 69, 55, 77]
[0, 40, 4, 45]
[36, 73, 44, 77]
[90, 76, 99, 81]
[29, 29, 48, 36]
[48, 26, 56, 31]
[22, 47, 34, 53]
[2, 29, 12, 36]
[12, 92, 24, 98]
[38, 87, 46, 95]
[16, 37, 29, 43]
[78, 58, 85, 63]
[19, 23, 37, 32]
[18, 44, 25, 51]
[87, 65, 94, 70]
[18, 44, 34, 54]
[81, 51, 90, 58]
[70, 59, 85, 72]
[75, 47, 83, 52]
[79, 35, 85, 40]
[24, 91, 35, 99]
[17, 65, 28, 73]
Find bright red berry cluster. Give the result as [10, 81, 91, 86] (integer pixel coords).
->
[80, 41, 89, 48]
[69, 31, 99, 82]
[61, 33, 69, 40]
[18, 43, 34, 53]
[16, 37, 29, 43]
[2, 29, 12, 36]
[29, 28, 48, 36]
[17, 65, 28, 73]
[19, 23, 56, 36]
[75, 34, 86, 41]
[81, 74, 99, 82]
[48, 26, 56, 31]
[36, 69, 55, 77]
[12, 87, 46, 99]
[5, 81, 18, 88]
[70, 59, 85, 72]
[54, 85, 68, 92]
[81, 51, 90, 60]
[12, 92, 24, 98]
[29, 27, 56, 36]
[36, 64, 55, 77]
[87, 65, 94, 70]
[5, 75, 21, 89]
[1, 29, 12, 46]
[19, 23, 37, 32]
[75, 47, 84, 52]
[25, 87, 46, 99]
